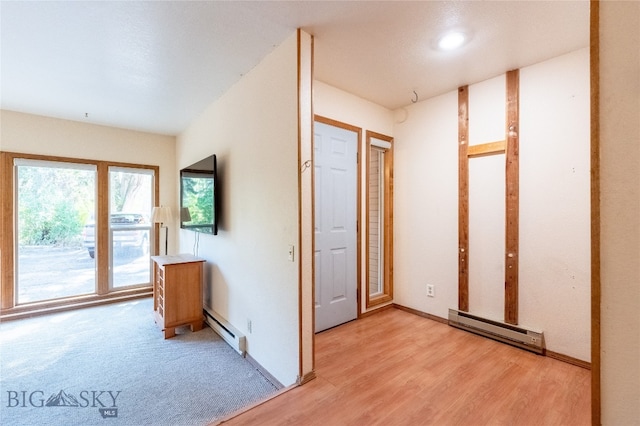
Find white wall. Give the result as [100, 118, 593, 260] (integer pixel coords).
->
[0, 110, 177, 249]
[394, 90, 460, 318]
[176, 32, 300, 386]
[600, 1, 640, 423]
[394, 48, 591, 361]
[314, 81, 395, 312]
[519, 49, 591, 360]
[314, 81, 395, 136]
[468, 75, 507, 321]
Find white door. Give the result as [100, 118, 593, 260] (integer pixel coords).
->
[314, 120, 358, 332]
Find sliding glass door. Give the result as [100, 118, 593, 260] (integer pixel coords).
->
[9, 156, 157, 308]
[109, 167, 154, 289]
[15, 159, 97, 304]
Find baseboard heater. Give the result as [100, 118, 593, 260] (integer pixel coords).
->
[448, 309, 544, 354]
[203, 307, 246, 356]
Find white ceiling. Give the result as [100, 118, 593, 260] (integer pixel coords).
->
[0, 1, 589, 136]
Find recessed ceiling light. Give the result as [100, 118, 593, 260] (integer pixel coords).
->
[437, 31, 466, 51]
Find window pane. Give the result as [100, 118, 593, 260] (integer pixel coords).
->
[109, 168, 153, 288]
[369, 148, 384, 297]
[366, 132, 394, 309]
[16, 162, 96, 304]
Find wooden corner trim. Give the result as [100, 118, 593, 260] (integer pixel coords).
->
[297, 370, 317, 386]
[589, 0, 601, 423]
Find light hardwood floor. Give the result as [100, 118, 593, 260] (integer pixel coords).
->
[219, 308, 590, 425]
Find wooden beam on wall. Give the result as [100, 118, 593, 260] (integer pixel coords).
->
[458, 86, 470, 312]
[467, 140, 506, 158]
[504, 69, 520, 325]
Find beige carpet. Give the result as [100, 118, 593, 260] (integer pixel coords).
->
[0, 298, 278, 425]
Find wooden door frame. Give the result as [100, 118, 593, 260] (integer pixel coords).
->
[590, 0, 601, 423]
[365, 130, 394, 309]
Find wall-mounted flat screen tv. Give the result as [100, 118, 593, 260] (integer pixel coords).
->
[180, 154, 218, 235]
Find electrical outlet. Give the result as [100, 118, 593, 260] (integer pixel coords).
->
[247, 319, 252, 334]
[427, 284, 435, 298]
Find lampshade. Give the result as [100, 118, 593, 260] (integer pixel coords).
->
[151, 206, 172, 224]
[180, 207, 191, 222]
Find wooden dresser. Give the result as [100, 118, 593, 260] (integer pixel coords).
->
[151, 254, 206, 339]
